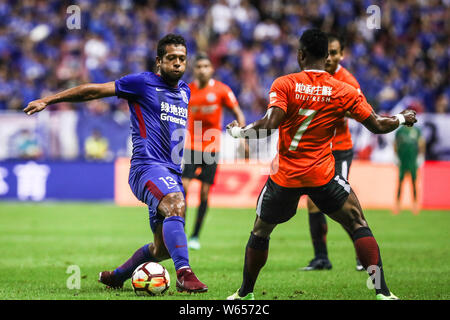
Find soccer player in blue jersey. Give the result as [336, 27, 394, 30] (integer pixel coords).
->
[23, 34, 208, 293]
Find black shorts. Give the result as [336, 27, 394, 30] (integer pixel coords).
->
[332, 149, 353, 179]
[256, 175, 351, 224]
[182, 149, 219, 185]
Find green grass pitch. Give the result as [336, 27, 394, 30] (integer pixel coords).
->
[0, 202, 449, 300]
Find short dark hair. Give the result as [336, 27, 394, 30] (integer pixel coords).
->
[194, 52, 210, 63]
[299, 29, 328, 59]
[327, 33, 345, 51]
[157, 34, 187, 58]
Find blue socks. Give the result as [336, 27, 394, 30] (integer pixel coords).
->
[114, 243, 157, 282]
[163, 216, 190, 271]
[113, 216, 190, 282]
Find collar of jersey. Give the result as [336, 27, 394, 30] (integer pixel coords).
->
[194, 79, 215, 89]
[303, 69, 327, 73]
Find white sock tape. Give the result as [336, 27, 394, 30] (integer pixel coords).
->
[395, 114, 406, 125]
[230, 126, 244, 138]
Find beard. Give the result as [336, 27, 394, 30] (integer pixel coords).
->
[160, 68, 184, 84]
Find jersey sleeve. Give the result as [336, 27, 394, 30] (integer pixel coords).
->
[187, 83, 193, 99]
[115, 72, 147, 99]
[187, 87, 191, 101]
[267, 77, 290, 113]
[342, 86, 373, 122]
[221, 84, 239, 110]
[182, 82, 191, 101]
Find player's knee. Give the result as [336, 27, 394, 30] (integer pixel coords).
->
[349, 216, 368, 232]
[342, 206, 367, 232]
[347, 209, 368, 231]
[252, 216, 276, 238]
[181, 178, 191, 192]
[158, 192, 186, 218]
[307, 197, 320, 213]
[331, 194, 368, 232]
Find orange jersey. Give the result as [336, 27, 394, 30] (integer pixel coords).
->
[331, 65, 364, 151]
[186, 79, 239, 152]
[268, 70, 372, 188]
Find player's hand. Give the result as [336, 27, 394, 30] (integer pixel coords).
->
[226, 120, 239, 131]
[400, 109, 417, 127]
[226, 120, 245, 138]
[24, 99, 47, 115]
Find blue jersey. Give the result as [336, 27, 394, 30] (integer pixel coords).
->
[115, 72, 190, 173]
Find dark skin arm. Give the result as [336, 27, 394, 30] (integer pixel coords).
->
[230, 105, 249, 157]
[362, 109, 417, 134]
[227, 107, 417, 138]
[227, 107, 286, 138]
[23, 82, 116, 115]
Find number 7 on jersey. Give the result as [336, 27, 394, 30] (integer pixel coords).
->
[289, 108, 317, 151]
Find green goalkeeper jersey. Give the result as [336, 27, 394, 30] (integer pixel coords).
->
[395, 126, 421, 164]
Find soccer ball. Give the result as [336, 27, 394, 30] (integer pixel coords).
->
[131, 262, 170, 296]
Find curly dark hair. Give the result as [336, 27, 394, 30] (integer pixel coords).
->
[299, 29, 329, 59]
[157, 34, 187, 58]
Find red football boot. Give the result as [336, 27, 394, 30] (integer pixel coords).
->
[176, 268, 208, 293]
[98, 271, 124, 289]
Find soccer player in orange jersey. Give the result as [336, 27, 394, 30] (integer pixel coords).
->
[226, 29, 416, 300]
[302, 34, 365, 272]
[182, 53, 246, 250]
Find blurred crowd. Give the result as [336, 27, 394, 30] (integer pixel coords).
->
[0, 0, 449, 116]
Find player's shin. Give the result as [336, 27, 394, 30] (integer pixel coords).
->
[309, 211, 328, 259]
[239, 232, 270, 297]
[163, 216, 190, 270]
[113, 243, 159, 282]
[352, 227, 390, 296]
[192, 200, 208, 238]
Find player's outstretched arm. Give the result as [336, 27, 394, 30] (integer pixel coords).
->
[24, 81, 116, 115]
[362, 109, 417, 134]
[226, 106, 286, 139]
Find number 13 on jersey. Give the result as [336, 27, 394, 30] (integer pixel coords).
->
[289, 108, 317, 151]
[159, 176, 178, 189]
